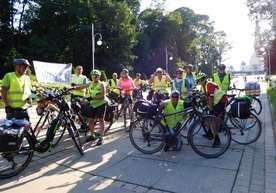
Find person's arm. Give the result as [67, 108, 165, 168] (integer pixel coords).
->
[75, 83, 89, 90]
[1, 86, 9, 106]
[148, 74, 155, 84]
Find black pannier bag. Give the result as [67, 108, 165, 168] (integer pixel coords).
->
[104, 105, 115, 122]
[230, 98, 251, 119]
[133, 100, 157, 118]
[0, 125, 25, 152]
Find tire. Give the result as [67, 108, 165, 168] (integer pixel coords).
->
[226, 111, 262, 145]
[188, 116, 231, 158]
[251, 96, 262, 115]
[0, 131, 34, 179]
[129, 118, 165, 154]
[68, 119, 84, 155]
[124, 105, 134, 132]
[51, 119, 66, 148]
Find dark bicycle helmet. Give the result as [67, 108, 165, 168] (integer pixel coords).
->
[185, 64, 193, 69]
[175, 67, 183, 73]
[218, 64, 226, 69]
[14, 58, 31, 67]
[122, 68, 129, 73]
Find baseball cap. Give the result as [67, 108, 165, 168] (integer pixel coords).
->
[76, 66, 83, 69]
[156, 67, 163, 72]
[170, 90, 180, 96]
[112, 73, 117, 76]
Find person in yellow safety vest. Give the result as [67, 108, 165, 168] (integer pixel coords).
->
[134, 73, 142, 88]
[171, 67, 192, 108]
[160, 90, 185, 151]
[196, 72, 227, 148]
[183, 64, 197, 90]
[74, 69, 108, 146]
[212, 64, 231, 93]
[107, 72, 119, 93]
[71, 65, 88, 98]
[1, 59, 32, 121]
[148, 67, 171, 100]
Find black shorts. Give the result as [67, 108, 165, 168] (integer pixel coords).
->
[213, 102, 226, 118]
[87, 103, 107, 118]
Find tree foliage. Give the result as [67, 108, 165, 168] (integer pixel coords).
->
[0, 0, 231, 79]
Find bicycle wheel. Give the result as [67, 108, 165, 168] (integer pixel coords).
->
[129, 118, 165, 154]
[188, 116, 231, 158]
[123, 105, 134, 132]
[35, 110, 58, 139]
[0, 131, 34, 179]
[226, 112, 262, 145]
[51, 119, 66, 148]
[251, 96, 262, 115]
[68, 119, 84, 155]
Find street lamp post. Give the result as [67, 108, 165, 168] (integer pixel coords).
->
[92, 23, 103, 70]
[165, 47, 173, 72]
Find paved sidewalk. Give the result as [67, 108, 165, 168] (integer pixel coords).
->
[0, 91, 276, 193]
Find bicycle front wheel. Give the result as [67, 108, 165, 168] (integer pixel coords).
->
[188, 116, 231, 158]
[51, 119, 66, 148]
[129, 118, 165, 154]
[68, 119, 84, 155]
[226, 112, 262, 145]
[124, 105, 134, 132]
[0, 131, 34, 179]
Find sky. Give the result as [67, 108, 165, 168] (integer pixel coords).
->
[140, 0, 256, 70]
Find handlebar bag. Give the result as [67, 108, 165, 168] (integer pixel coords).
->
[0, 125, 25, 152]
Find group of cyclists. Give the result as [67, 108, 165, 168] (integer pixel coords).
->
[1, 58, 231, 149]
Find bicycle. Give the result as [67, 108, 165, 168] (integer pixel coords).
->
[223, 93, 262, 145]
[105, 88, 134, 133]
[0, 95, 84, 179]
[129, 92, 232, 158]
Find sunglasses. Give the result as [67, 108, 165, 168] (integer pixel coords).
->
[121, 72, 126, 74]
[197, 78, 204, 83]
[91, 75, 99, 78]
[171, 95, 179, 99]
[219, 68, 225, 70]
[176, 72, 183, 74]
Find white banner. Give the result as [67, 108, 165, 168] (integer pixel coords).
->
[33, 61, 72, 84]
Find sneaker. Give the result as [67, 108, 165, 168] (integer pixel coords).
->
[202, 130, 214, 140]
[96, 138, 103, 146]
[163, 144, 170, 152]
[212, 137, 221, 148]
[85, 135, 96, 142]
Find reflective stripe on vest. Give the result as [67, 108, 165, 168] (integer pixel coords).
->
[161, 100, 184, 128]
[7, 72, 31, 108]
[88, 81, 108, 108]
[213, 72, 230, 93]
[153, 76, 168, 94]
[72, 75, 86, 96]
